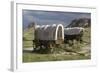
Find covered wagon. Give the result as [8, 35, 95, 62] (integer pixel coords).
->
[64, 27, 84, 42]
[34, 24, 64, 48]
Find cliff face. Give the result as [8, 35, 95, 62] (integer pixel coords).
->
[67, 18, 91, 28]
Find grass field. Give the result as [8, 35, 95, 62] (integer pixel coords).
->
[23, 27, 91, 63]
[23, 52, 90, 62]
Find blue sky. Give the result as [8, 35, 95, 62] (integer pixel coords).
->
[23, 10, 91, 28]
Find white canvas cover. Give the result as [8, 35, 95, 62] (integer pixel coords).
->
[64, 27, 84, 35]
[35, 24, 64, 41]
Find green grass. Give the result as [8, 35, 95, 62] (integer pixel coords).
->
[82, 27, 91, 44]
[23, 52, 90, 62]
[23, 27, 91, 62]
[23, 28, 35, 48]
[23, 28, 35, 40]
[23, 41, 33, 48]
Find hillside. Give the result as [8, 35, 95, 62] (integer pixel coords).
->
[67, 18, 91, 27]
[23, 27, 35, 48]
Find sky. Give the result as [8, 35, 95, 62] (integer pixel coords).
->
[23, 9, 91, 28]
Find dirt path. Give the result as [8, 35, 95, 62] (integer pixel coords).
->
[23, 47, 33, 51]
